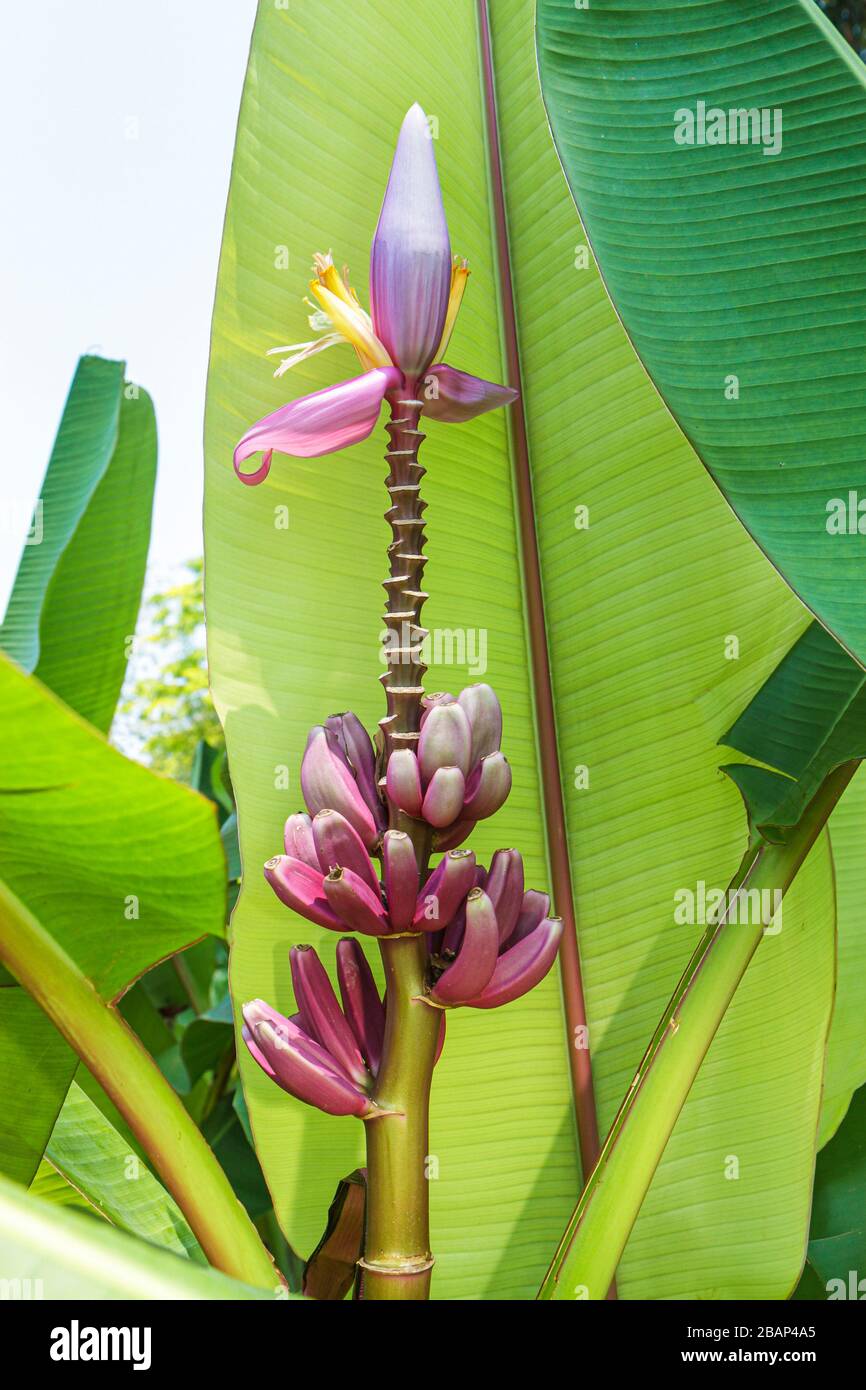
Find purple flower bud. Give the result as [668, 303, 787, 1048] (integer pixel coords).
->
[369, 103, 452, 378]
[312, 809, 380, 894]
[433, 818, 477, 852]
[429, 888, 499, 1006]
[485, 849, 525, 944]
[386, 748, 423, 817]
[382, 829, 420, 931]
[418, 702, 472, 781]
[414, 848, 477, 930]
[457, 683, 503, 765]
[441, 866, 488, 956]
[324, 866, 390, 936]
[510, 890, 551, 945]
[301, 727, 379, 849]
[421, 766, 465, 828]
[242, 1001, 374, 1118]
[462, 752, 512, 820]
[284, 812, 318, 867]
[264, 855, 344, 931]
[467, 916, 564, 1010]
[336, 938, 385, 1074]
[325, 712, 386, 833]
[290, 945, 370, 1090]
[421, 691, 457, 722]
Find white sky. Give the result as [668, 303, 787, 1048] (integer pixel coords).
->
[0, 0, 258, 609]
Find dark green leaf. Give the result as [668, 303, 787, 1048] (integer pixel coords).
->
[536, 0, 866, 667]
[203, 1099, 272, 1221]
[0, 356, 123, 674]
[0, 654, 225, 1183]
[33, 386, 157, 733]
[180, 995, 234, 1087]
[720, 622, 866, 840]
[794, 1083, 866, 1299]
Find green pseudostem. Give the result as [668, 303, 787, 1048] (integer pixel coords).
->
[0, 876, 279, 1292]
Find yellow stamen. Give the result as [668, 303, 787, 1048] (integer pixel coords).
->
[309, 281, 393, 371]
[313, 252, 374, 331]
[313, 251, 352, 306]
[433, 257, 470, 362]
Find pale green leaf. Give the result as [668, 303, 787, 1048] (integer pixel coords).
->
[0, 1175, 279, 1301]
[35, 386, 157, 734]
[29, 1158, 100, 1215]
[45, 1082, 205, 1263]
[204, 0, 836, 1299]
[0, 356, 123, 676]
[0, 653, 225, 1184]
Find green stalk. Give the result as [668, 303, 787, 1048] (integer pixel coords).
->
[358, 934, 441, 1300]
[538, 761, 857, 1301]
[0, 875, 279, 1292]
[357, 390, 440, 1300]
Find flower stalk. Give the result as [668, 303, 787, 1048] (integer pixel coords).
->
[359, 934, 441, 1300]
[359, 391, 438, 1300]
[380, 390, 430, 764]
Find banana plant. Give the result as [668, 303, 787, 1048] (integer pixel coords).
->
[0, 356, 279, 1294]
[5, 0, 864, 1304]
[203, 0, 866, 1301]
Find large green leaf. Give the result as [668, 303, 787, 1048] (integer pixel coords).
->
[205, 0, 836, 1298]
[820, 767, 866, 1145]
[0, 355, 122, 671]
[34, 386, 157, 734]
[0, 991, 79, 1182]
[45, 1082, 205, 1262]
[1, 356, 157, 735]
[536, 0, 866, 668]
[0, 653, 225, 1184]
[29, 1157, 100, 1215]
[717, 620, 866, 1144]
[0, 1175, 277, 1300]
[721, 621, 866, 840]
[796, 1081, 866, 1298]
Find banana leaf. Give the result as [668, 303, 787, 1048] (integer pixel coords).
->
[204, 0, 839, 1298]
[1, 354, 156, 733]
[0, 654, 225, 1185]
[45, 1082, 205, 1262]
[536, 0, 866, 669]
[0, 1175, 277, 1301]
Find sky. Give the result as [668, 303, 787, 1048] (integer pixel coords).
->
[0, 0, 258, 610]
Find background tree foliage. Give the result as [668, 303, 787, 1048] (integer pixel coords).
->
[818, 1, 866, 55]
[116, 558, 223, 780]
